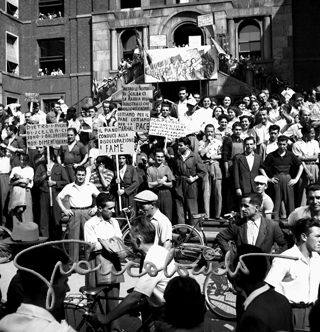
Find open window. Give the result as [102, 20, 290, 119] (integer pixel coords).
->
[39, 0, 64, 20]
[6, 33, 19, 75]
[121, 0, 141, 9]
[238, 20, 261, 60]
[38, 38, 65, 75]
[6, 0, 19, 18]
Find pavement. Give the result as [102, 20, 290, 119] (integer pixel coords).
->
[0, 255, 236, 331]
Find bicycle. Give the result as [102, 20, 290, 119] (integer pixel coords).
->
[171, 213, 225, 266]
[64, 284, 158, 332]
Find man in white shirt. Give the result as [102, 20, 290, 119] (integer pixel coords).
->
[253, 108, 271, 145]
[176, 86, 189, 120]
[259, 124, 280, 161]
[0, 246, 75, 332]
[92, 221, 176, 328]
[134, 190, 172, 250]
[254, 175, 274, 219]
[31, 102, 47, 124]
[265, 218, 320, 331]
[84, 193, 124, 332]
[198, 124, 223, 219]
[56, 166, 99, 263]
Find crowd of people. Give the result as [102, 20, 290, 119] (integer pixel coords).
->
[0, 84, 320, 331]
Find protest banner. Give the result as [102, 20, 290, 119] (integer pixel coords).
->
[26, 123, 68, 147]
[118, 84, 153, 132]
[98, 127, 135, 155]
[144, 45, 218, 83]
[197, 13, 214, 27]
[149, 118, 186, 140]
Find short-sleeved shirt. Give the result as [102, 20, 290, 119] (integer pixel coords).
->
[134, 244, 176, 307]
[0, 303, 76, 332]
[288, 206, 313, 226]
[198, 137, 222, 162]
[84, 216, 122, 251]
[292, 139, 319, 160]
[150, 209, 172, 246]
[253, 121, 271, 145]
[262, 150, 302, 175]
[57, 182, 100, 208]
[265, 245, 320, 304]
[147, 164, 174, 183]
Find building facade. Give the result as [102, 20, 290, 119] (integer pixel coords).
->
[1, 0, 312, 111]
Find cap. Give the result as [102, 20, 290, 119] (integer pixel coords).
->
[134, 190, 158, 203]
[254, 175, 268, 185]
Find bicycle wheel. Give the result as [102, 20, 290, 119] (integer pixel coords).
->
[122, 228, 141, 263]
[171, 224, 204, 266]
[64, 297, 97, 332]
[0, 226, 12, 264]
[203, 262, 236, 320]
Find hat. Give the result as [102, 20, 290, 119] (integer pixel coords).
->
[10, 221, 46, 243]
[134, 190, 158, 203]
[254, 175, 268, 186]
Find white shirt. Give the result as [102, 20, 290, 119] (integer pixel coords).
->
[287, 206, 316, 227]
[265, 245, 320, 304]
[243, 284, 270, 310]
[33, 111, 47, 124]
[150, 209, 172, 246]
[0, 303, 75, 332]
[292, 139, 319, 160]
[0, 156, 11, 173]
[245, 153, 254, 171]
[253, 122, 271, 145]
[84, 215, 122, 251]
[265, 140, 278, 156]
[198, 137, 222, 160]
[57, 182, 100, 208]
[247, 218, 261, 245]
[134, 245, 177, 307]
[10, 165, 34, 189]
[177, 100, 188, 119]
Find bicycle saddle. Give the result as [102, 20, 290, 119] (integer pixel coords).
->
[192, 213, 207, 220]
[79, 285, 109, 296]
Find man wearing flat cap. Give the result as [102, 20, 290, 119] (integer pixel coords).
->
[134, 190, 172, 250]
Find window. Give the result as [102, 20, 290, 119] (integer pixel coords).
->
[238, 20, 261, 60]
[7, 96, 19, 105]
[38, 38, 65, 75]
[39, 0, 64, 20]
[6, 33, 19, 74]
[6, 0, 19, 18]
[42, 98, 59, 114]
[121, 0, 141, 9]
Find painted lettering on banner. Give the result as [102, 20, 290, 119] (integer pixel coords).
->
[149, 118, 186, 139]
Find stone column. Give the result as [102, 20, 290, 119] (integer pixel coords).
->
[263, 16, 271, 59]
[111, 29, 118, 70]
[143, 26, 149, 49]
[228, 19, 235, 58]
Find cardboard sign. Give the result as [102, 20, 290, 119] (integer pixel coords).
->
[26, 123, 68, 147]
[150, 35, 167, 47]
[197, 13, 214, 27]
[119, 85, 153, 132]
[25, 93, 40, 103]
[149, 118, 186, 139]
[98, 127, 135, 155]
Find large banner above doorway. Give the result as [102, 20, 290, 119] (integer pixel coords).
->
[144, 45, 218, 83]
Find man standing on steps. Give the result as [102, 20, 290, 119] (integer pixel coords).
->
[56, 166, 99, 263]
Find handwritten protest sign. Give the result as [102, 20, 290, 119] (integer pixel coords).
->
[197, 13, 214, 27]
[118, 85, 153, 132]
[149, 118, 186, 139]
[24, 93, 40, 103]
[98, 127, 135, 155]
[26, 123, 67, 147]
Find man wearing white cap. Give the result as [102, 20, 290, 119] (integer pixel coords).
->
[254, 175, 274, 219]
[134, 190, 172, 250]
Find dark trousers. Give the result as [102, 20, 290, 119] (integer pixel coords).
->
[272, 173, 295, 219]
